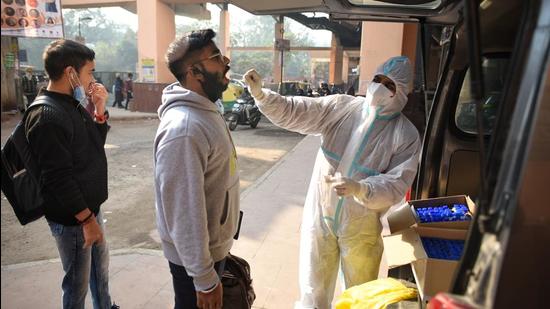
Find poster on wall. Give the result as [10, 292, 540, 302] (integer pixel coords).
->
[141, 58, 155, 82]
[1, 0, 63, 38]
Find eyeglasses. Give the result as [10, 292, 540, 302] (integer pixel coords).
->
[190, 52, 224, 66]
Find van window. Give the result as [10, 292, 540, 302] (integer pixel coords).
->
[347, 0, 442, 10]
[455, 57, 510, 134]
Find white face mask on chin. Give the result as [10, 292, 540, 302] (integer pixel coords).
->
[367, 82, 393, 107]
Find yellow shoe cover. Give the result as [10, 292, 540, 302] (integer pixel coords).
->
[335, 278, 417, 309]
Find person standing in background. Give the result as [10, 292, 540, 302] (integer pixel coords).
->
[22, 67, 38, 108]
[112, 74, 124, 108]
[124, 73, 134, 110]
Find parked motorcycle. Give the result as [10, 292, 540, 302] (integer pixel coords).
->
[227, 92, 261, 131]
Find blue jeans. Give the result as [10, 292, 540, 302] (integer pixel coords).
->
[48, 212, 113, 309]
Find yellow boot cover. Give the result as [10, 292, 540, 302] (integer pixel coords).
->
[335, 278, 417, 309]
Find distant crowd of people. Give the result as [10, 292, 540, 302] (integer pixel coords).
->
[295, 81, 356, 97]
[112, 73, 134, 109]
[21, 68, 135, 111]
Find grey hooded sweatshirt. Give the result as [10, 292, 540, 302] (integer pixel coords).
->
[154, 82, 240, 291]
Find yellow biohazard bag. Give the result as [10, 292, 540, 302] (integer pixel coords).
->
[335, 278, 417, 309]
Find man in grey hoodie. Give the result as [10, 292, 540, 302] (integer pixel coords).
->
[154, 29, 239, 309]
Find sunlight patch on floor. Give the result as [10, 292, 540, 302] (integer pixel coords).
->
[236, 146, 286, 162]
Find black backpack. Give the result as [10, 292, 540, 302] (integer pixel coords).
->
[1, 96, 72, 225]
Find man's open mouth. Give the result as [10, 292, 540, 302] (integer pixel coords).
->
[224, 66, 231, 82]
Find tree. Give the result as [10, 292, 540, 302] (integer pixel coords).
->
[18, 6, 327, 82]
[230, 51, 273, 79]
[177, 19, 218, 38]
[19, 8, 138, 72]
[230, 15, 274, 47]
[284, 51, 311, 81]
[313, 61, 330, 86]
[92, 28, 138, 72]
[227, 15, 317, 81]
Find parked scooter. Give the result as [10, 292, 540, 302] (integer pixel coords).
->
[227, 89, 261, 131]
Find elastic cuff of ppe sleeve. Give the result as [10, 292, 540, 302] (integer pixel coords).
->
[252, 89, 266, 101]
[193, 268, 220, 292]
[362, 182, 372, 199]
[353, 182, 371, 205]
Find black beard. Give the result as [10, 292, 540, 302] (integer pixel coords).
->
[198, 69, 228, 103]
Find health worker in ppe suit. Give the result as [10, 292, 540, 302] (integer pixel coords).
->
[244, 56, 421, 309]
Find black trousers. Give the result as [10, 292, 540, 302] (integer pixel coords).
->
[124, 91, 132, 109]
[112, 91, 124, 107]
[169, 259, 225, 309]
[25, 94, 37, 108]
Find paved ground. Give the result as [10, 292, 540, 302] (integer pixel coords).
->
[1, 134, 321, 309]
[1, 108, 304, 265]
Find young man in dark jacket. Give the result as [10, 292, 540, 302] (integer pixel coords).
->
[25, 39, 118, 309]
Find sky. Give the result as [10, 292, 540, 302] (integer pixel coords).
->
[99, 3, 332, 46]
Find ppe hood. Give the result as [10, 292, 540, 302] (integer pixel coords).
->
[366, 56, 413, 116]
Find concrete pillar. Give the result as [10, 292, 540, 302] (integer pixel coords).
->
[309, 58, 316, 84]
[342, 52, 350, 84]
[219, 3, 230, 59]
[1, 37, 19, 112]
[329, 33, 343, 85]
[137, 0, 175, 83]
[402, 23, 418, 76]
[273, 16, 283, 83]
[358, 21, 404, 95]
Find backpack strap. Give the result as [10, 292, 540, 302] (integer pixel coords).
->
[26, 95, 63, 114]
[24, 95, 74, 143]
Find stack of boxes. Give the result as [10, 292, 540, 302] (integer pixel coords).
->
[383, 195, 476, 302]
[420, 238, 465, 261]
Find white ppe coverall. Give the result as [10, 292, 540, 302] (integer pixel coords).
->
[251, 56, 421, 308]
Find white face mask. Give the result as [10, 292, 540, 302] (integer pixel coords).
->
[367, 82, 393, 107]
[73, 85, 88, 105]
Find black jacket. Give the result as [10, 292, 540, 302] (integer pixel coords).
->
[25, 89, 109, 225]
[22, 75, 38, 95]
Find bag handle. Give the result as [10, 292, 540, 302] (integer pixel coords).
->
[216, 256, 227, 277]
